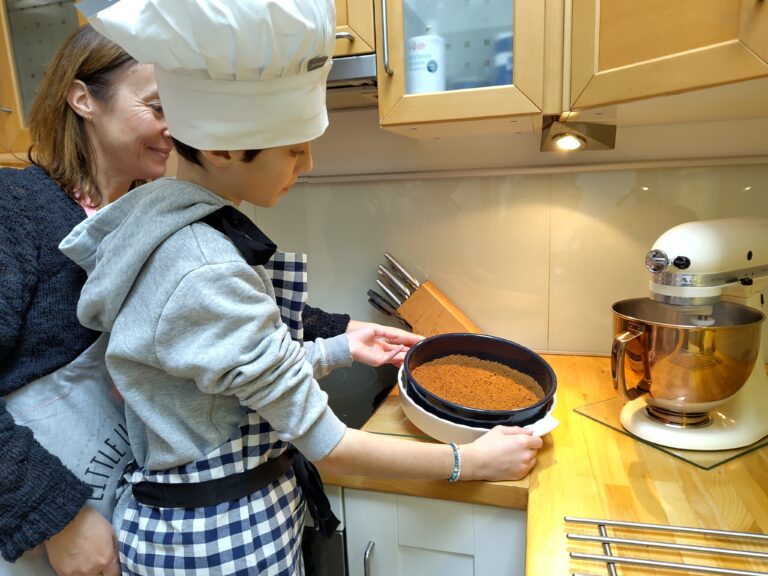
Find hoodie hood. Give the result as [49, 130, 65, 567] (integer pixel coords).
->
[60, 178, 233, 332]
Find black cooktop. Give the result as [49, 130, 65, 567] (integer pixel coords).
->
[317, 362, 398, 429]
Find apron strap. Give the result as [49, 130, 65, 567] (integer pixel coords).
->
[289, 447, 341, 538]
[132, 451, 293, 508]
[199, 206, 277, 265]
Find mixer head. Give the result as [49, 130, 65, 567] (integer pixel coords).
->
[645, 218, 768, 307]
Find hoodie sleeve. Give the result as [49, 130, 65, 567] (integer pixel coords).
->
[154, 261, 349, 461]
[303, 334, 352, 380]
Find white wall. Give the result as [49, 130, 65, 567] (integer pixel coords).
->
[245, 162, 768, 357]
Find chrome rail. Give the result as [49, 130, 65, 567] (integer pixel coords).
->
[565, 516, 768, 576]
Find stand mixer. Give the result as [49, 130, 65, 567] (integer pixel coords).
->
[612, 217, 768, 451]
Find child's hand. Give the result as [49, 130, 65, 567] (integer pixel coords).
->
[461, 426, 544, 481]
[347, 324, 423, 367]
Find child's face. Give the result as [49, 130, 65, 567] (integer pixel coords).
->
[229, 142, 313, 207]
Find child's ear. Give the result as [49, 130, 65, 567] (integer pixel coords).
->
[199, 150, 235, 167]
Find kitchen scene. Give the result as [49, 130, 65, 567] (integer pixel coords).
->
[2, 1, 768, 576]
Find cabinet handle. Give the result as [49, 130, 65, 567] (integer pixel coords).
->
[380, 0, 393, 75]
[0, 107, 11, 113]
[363, 540, 375, 576]
[335, 31, 355, 41]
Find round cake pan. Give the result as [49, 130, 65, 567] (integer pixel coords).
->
[403, 333, 557, 427]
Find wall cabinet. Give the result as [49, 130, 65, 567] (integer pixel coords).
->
[344, 488, 526, 576]
[365, 0, 768, 138]
[335, 0, 375, 57]
[569, 0, 768, 111]
[0, 0, 81, 164]
[373, 0, 553, 138]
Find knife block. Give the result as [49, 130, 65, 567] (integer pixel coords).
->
[396, 281, 481, 337]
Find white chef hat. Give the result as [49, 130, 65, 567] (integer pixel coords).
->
[78, 0, 335, 150]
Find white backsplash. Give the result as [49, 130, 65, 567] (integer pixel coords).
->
[244, 163, 768, 357]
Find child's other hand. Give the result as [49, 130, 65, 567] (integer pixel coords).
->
[347, 324, 423, 367]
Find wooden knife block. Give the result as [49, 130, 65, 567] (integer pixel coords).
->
[396, 280, 481, 337]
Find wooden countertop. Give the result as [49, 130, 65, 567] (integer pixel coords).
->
[323, 354, 768, 575]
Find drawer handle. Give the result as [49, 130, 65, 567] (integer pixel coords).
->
[363, 540, 375, 576]
[0, 107, 11, 113]
[336, 31, 355, 41]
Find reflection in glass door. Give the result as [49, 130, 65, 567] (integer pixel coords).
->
[403, 0, 514, 95]
[4, 0, 79, 122]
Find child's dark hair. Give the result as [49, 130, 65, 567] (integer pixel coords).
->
[172, 137, 261, 166]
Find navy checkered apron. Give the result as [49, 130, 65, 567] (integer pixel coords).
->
[118, 251, 310, 575]
[263, 251, 308, 343]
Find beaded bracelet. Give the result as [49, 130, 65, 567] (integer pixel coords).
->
[448, 442, 461, 483]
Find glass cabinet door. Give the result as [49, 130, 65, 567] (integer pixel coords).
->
[403, 0, 513, 95]
[1, 0, 79, 155]
[376, 0, 545, 136]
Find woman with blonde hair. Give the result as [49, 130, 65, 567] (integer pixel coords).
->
[0, 24, 171, 576]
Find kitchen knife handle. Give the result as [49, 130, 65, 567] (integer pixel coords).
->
[368, 297, 392, 316]
[376, 279, 402, 307]
[383, 252, 420, 290]
[378, 265, 411, 298]
[368, 291, 412, 330]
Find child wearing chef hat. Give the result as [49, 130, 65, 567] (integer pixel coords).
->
[62, 1, 543, 573]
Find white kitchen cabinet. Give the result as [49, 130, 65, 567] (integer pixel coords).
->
[344, 488, 526, 576]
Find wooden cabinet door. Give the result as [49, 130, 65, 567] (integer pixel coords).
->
[570, 0, 768, 110]
[335, 0, 375, 57]
[0, 0, 30, 159]
[374, 0, 546, 137]
[0, 0, 82, 162]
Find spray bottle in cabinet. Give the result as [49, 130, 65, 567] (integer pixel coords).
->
[405, 24, 446, 94]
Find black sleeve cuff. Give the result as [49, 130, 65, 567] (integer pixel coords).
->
[0, 413, 92, 562]
[302, 304, 351, 341]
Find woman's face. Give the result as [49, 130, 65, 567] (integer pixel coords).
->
[87, 63, 172, 188]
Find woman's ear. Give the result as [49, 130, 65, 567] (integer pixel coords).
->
[67, 80, 95, 120]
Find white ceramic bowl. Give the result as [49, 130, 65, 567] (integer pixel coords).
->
[397, 367, 559, 444]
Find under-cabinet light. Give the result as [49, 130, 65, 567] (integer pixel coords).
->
[554, 133, 585, 151]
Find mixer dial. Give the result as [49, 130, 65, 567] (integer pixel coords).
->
[645, 249, 669, 273]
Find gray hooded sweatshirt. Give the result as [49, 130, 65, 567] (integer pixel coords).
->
[60, 178, 350, 471]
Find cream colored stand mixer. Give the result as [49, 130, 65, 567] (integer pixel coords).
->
[612, 217, 768, 450]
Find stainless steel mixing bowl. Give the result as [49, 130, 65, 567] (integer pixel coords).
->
[611, 298, 764, 424]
